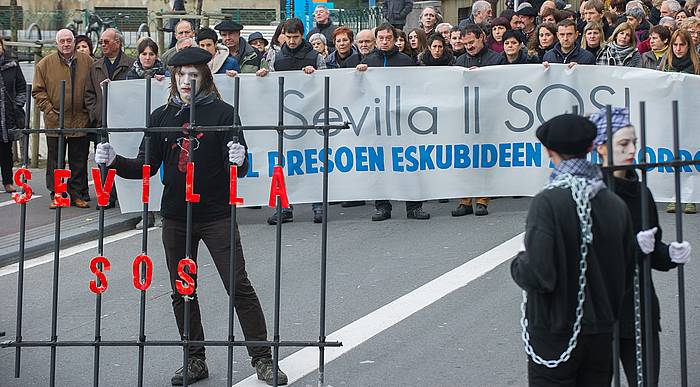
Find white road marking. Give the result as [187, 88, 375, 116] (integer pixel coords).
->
[0, 228, 151, 277]
[233, 232, 524, 387]
[0, 194, 42, 207]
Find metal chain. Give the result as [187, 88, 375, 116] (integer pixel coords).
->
[634, 261, 644, 386]
[520, 174, 593, 368]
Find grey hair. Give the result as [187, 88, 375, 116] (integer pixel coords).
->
[659, 16, 677, 29]
[55, 28, 75, 43]
[662, 0, 682, 13]
[436, 22, 453, 31]
[102, 28, 124, 47]
[625, 0, 644, 11]
[315, 4, 329, 12]
[472, 0, 492, 14]
[309, 32, 327, 44]
[175, 20, 194, 32]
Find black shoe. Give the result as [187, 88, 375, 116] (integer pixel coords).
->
[372, 208, 391, 221]
[451, 204, 473, 217]
[313, 211, 323, 223]
[407, 208, 430, 220]
[475, 203, 488, 216]
[267, 211, 293, 225]
[341, 200, 366, 207]
[255, 358, 288, 386]
[171, 357, 209, 385]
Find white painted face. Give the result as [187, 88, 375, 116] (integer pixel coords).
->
[175, 65, 201, 104]
[611, 126, 637, 166]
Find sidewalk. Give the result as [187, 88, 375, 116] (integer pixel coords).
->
[0, 168, 141, 267]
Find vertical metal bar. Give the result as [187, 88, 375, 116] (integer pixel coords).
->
[227, 76, 241, 387]
[137, 78, 152, 387]
[14, 84, 32, 378]
[49, 80, 67, 387]
[182, 79, 197, 387]
[671, 100, 688, 387]
[273, 76, 285, 387]
[92, 81, 110, 387]
[318, 77, 330, 387]
[638, 101, 649, 387]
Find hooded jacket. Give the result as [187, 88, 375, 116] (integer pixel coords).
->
[209, 44, 241, 74]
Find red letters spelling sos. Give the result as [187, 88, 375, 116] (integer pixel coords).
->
[13, 163, 291, 295]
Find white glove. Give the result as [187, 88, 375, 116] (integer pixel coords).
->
[636, 227, 658, 255]
[227, 141, 245, 166]
[95, 142, 116, 166]
[669, 241, 691, 264]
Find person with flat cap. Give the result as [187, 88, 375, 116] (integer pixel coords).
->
[511, 113, 635, 386]
[94, 47, 287, 386]
[214, 20, 270, 75]
[248, 32, 269, 55]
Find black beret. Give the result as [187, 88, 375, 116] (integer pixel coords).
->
[169, 47, 213, 66]
[195, 27, 218, 43]
[516, 6, 538, 17]
[214, 20, 244, 32]
[536, 114, 597, 155]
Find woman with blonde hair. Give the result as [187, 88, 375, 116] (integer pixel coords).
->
[596, 22, 642, 66]
[659, 28, 700, 74]
[581, 21, 606, 58]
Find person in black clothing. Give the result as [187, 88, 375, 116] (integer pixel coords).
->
[419, 33, 455, 65]
[326, 27, 362, 68]
[511, 113, 635, 387]
[501, 29, 541, 63]
[381, 0, 413, 30]
[590, 107, 691, 387]
[542, 19, 597, 66]
[306, 5, 337, 50]
[0, 37, 26, 193]
[94, 47, 288, 386]
[356, 23, 430, 221]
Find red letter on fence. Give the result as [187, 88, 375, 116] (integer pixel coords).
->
[142, 165, 151, 204]
[53, 169, 71, 207]
[185, 162, 200, 203]
[176, 258, 196, 296]
[11, 168, 33, 204]
[89, 256, 111, 294]
[268, 166, 290, 208]
[132, 254, 153, 291]
[229, 165, 244, 205]
[91, 167, 117, 206]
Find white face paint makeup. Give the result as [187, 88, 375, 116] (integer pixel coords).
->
[611, 126, 637, 166]
[175, 65, 201, 104]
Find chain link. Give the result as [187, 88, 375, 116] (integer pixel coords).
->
[634, 262, 644, 386]
[520, 174, 593, 368]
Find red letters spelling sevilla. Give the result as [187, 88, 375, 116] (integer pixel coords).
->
[11, 168, 32, 204]
[176, 258, 197, 295]
[185, 162, 200, 202]
[132, 254, 153, 291]
[89, 256, 111, 294]
[142, 165, 151, 204]
[53, 169, 71, 207]
[91, 167, 116, 206]
[268, 166, 290, 208]
[229, 165, 244, 205]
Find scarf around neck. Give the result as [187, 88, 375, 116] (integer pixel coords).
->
[550, 158, 606, 199]
[599, 42, 635, 66]
[131, 58, 166, 79]
[169, 91, 217, 116]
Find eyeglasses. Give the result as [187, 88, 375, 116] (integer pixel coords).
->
[99, 39, 113, 45]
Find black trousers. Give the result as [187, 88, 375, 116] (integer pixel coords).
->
[620, 330, 660, 387]
[375, 200, 423, 213]
[45, 136, 89, 200]
[527, 333, 613, 387]
[0, 140, 12, 185]
[162, 217, 271, 366]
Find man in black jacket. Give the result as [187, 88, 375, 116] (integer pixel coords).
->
[453, 24, 503, 217]
[382, 0, 413, 30]
[542, 19, 596, 66]
[356, 23, 429, 221]
[511, 114, 635, 387]
[306, 5, 337, 50]
[94, 47, 287, 386]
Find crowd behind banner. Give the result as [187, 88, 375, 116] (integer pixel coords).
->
[0, 0, 699, 226]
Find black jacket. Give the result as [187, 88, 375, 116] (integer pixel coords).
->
[454, 46, 504, 68]
[112, 98, 247, 222]
[542, 43, 596, 65]
[511, 186, 635, 336]
[307, 21, 337, 50]
[381, 0, 413, 26]
[361, 47, 415, 67]
[502, 48, 541, 64]
[274, 41, 320, 71]
[326, 46, 362, 68]
[611, 172, 676, 338]
[0, 55, 27, 141]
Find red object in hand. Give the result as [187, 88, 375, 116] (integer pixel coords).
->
[53, 169, 71, 207]
[229, 165, 244, 205]
[185, 162, 200, 203]
[268, 166, 290, 208]
[176, 258, 196, 296]
[132, 254, 153, 291]
[91, 167, 116, 206]
[89, 256, 111, 294]
[11, 168, 33, 204]
[142, 165, 151, 204]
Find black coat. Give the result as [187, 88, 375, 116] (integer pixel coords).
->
[454, 46, 504, 68]
[542, 43, 596, 65]
[0, 55, 27, 142]
[361, 47, 415, 67]
[511, 185, 635, 336]
[307, 21, 337, 50]
[274, 41, 321, 71]
[112, 98, 247, 222]
[325, 46, 362, 68]
[502, 48, 541, 64]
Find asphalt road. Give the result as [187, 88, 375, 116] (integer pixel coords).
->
[1, 198, 699, 387]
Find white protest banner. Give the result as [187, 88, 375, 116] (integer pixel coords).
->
[107, 65, 700, 213]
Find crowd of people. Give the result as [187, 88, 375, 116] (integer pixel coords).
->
[0, 0, 698, 223]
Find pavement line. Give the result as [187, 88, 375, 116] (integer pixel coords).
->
[0, 228, 148, 277]
[233, 232, 524, 387]
[0, 195, 42, 207]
